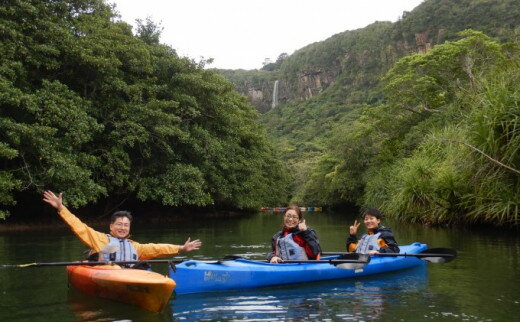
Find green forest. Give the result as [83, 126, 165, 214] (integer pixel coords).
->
[0, 0, 289, 219]
[299, 31, 520, 225]
[1, 0, 519, 227]
[228, 0, 520, 226]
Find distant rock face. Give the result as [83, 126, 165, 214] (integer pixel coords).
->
[236, 81, 280, 113]
[296, 68, 336, 99]
[248, 89, 263, 102]
[415, 31, 432, 54]
[415, 28, 445, 54]
[236, 67, 337, 113]
[233, 28, 444, 113]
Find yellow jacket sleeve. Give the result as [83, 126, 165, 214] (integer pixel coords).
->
[59, 207, 182, 260]
[131, 242, 182, 260]
[58, 206, 109, 252]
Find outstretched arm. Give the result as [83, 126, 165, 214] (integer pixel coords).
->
[42, 190, 108, 252]
[134, 238, 202, 260]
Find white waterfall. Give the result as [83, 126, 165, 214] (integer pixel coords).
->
[271, 80, 279, 109]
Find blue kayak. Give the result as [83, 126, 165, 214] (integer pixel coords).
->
[169, 242, 428, 294]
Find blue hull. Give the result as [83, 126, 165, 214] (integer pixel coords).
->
[170, 242, 428, 294]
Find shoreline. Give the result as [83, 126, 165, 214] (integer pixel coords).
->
[0, 209, 250, 233]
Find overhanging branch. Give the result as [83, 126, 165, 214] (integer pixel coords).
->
[438, 138, 520, 175]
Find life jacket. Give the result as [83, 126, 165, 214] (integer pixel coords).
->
[276, 233, 309, 260]
[355, 231, 382, 254]
[100, 235, 138, 268]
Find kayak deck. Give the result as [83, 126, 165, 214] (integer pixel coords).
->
[170, 242, 427, 294]
[67, 264, 176, 312]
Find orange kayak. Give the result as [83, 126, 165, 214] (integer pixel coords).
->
[66, 264, 176, 312]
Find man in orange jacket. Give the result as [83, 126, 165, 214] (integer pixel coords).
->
[43, 190, 201, 265]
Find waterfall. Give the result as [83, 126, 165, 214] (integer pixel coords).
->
[271, 80, 279, 109]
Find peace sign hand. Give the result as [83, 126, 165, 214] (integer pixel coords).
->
[349, 220, 361, 235]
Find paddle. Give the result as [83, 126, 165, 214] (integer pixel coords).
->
[0, 259, 191, 269]
[222, 254, 370, 270]
[321, 248, 457, 264]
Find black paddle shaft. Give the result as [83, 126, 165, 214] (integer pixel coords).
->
[222, 254, 369, 264]
[322, 248, 457, 264]
[0, 259, 188, 268]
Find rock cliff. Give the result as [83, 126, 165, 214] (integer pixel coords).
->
[227, 27, 442, 113]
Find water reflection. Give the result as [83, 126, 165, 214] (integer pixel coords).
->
[171, 265, 428, 321]
[2, 209, 519, 321]
[67, 288, 172, 322]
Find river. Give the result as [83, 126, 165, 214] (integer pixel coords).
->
[0, 209, 519, 321]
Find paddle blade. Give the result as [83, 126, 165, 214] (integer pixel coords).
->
[420, 248, 458, 264]
[0, 265, 18, 269]
[334, 253, 370, 270]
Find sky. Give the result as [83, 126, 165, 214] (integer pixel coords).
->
[109, 0, 424, 70]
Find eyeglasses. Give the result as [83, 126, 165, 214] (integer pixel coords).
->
[113, 222, 130, 228]
[284, 214, 299, 220]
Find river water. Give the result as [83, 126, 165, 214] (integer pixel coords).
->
[0, 209, 519, 321]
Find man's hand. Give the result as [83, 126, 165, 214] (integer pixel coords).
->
[43, 190, 63, 211]
[180, 237, 202, 253]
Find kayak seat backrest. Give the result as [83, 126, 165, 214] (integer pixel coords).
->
[185, 261, 198, 267]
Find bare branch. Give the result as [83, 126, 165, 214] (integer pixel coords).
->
[438, 138, 520, 175]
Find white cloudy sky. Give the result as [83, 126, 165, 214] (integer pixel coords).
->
[109, 0, 423, 70]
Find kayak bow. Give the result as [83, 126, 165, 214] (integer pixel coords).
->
[67, 265, 175, 312]
[170, 242, 428, 294]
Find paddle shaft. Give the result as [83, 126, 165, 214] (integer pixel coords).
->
[1, 258, 367, 269]
[257, 259, 368, 264]
[374, 252, 451, 258]
[321, 252, 450, 258]
[0, 259, 191, 268]
[221, 254, 370, 265]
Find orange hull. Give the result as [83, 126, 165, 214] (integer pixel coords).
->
[67, 265, 175, 312]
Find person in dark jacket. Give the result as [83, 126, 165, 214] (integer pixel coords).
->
[346, 208, 399, 254]
[267, 205, 322, 263]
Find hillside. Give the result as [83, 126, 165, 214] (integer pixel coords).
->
[222, 0, 519, 117]
[219, 0, 520, 225]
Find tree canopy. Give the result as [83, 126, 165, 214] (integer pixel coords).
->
[301, 31, 520, 225]
[0, 0, 289, 218]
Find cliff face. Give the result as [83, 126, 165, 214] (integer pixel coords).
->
[296, 67, 337, 99]
[227, 26, 444, 113]
[223, 0, 520, 115]
[233, 79, 280, 114]
[234, 67, 338, 113]
[415, 28, 445, 53]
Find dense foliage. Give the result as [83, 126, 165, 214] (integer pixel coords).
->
[258, 0, 520, 157]
[305, 31, 519, 225]
[0, 0, 289, 219]
[222, 0, 520, 226]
